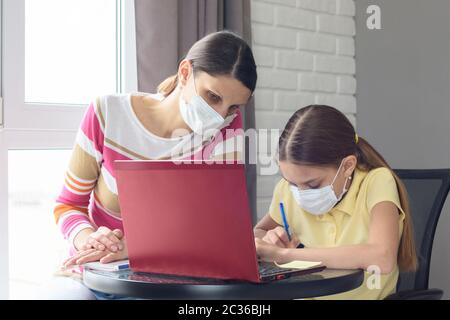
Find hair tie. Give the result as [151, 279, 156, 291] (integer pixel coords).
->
[355, 133, 359, 144]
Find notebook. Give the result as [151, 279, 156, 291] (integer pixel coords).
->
[275, 260, 323, 270]
[83, 259, 130, 272]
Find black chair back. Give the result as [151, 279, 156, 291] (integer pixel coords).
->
[393, 169, 450, 291]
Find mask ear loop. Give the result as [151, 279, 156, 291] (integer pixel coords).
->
[189, 59, 201, 97]
[330, 159, 345, 189]
[192, 70, 199, 96]
[331, 159, 352, 200]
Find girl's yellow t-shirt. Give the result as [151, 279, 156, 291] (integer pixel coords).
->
[268, 167, 406, 300]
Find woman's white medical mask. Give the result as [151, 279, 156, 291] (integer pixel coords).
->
[289, 159, 351, 216]
[179, 74, 225, 134]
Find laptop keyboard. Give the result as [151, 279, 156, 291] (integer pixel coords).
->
[129, 272, 228, 285]
[258, 262, 294, 276]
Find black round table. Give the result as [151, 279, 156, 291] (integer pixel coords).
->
[83, 268, 364, 300]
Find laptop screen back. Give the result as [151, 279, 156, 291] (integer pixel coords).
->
[113, 161, 260, 282]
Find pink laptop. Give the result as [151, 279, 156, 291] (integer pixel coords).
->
[113, 160, 325, 283]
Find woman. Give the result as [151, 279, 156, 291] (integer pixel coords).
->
[254, 105, 417, 300]
[50, 30, 257, 299]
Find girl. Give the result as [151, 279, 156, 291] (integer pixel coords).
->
[50, 30, 257, 299]
[254, 105, 417, 300]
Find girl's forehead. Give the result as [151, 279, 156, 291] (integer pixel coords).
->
[279, 161, 335, 180]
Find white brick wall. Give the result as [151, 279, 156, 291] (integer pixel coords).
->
[251, 0, 357, 219]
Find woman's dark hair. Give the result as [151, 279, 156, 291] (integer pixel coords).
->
[279, 105, 417, 272]
[158, 30, 257, 96]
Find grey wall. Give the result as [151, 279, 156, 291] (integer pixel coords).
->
[356, 0, 450, 298]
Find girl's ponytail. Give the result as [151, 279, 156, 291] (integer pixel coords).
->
[356, 137, 418, 272]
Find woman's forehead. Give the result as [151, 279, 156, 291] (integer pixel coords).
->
[196, 72, 251, 103]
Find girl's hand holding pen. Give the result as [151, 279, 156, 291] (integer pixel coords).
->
[255, 237, 291, 264]
[262, 226, 300, 248]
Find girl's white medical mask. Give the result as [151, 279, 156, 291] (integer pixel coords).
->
[179, 74, 225, 134]
[290, 159, 351, 216]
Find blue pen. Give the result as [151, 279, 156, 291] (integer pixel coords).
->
[279, 202, 292, 241]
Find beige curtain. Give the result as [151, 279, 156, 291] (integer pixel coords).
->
[134, 0, 257, 223]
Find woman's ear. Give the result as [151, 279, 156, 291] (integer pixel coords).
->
[178, 59, 193, 87]
[343, 155, 357, 178]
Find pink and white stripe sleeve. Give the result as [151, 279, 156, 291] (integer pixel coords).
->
[54, 99, 105, 247]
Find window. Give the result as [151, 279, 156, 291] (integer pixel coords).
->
[0, 0, 137, 299]
[3, 0, 137, 131]
[25, 0, 117, 105]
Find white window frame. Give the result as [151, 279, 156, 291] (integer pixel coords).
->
[0, 0, 137, 299]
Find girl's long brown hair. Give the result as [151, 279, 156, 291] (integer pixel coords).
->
[279, 105, 417, 272]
